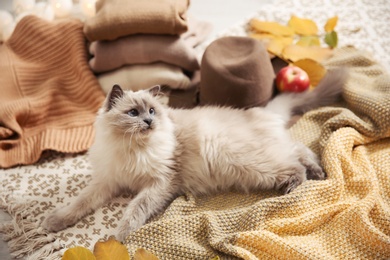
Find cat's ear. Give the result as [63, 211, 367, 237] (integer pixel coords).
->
[148, 85, 161, 97]
[106, 84, 124, 111]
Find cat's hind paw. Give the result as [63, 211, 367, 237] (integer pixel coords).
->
[279, 175, 303, 194]
[117, 219, 143, 241]
[275, 166, 306, 194]
[117, 228, 131, 242]
[305, 163, 326, 180]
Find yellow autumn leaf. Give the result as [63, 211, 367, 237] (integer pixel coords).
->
[93, 238, 130, 260]
[134, 248, 160, 260]
[249, 33, 275, 41]
[250, 33, 293, 57]
[288, 15, 318, 35]
[296, 36, 321, 47]
[277, 36, 294, 46]
[62, 246, 96, 260]
[250, 19, 295, 37]
[324, 16, 338, 32]
[266, 38, 285, 56]
[282, 44, 333, 62]
[268, 37, 294, 56]
[293, 59, 327, 87]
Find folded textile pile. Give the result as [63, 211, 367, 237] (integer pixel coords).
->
[0, 0, 212, 168]
[0, 15, 105, 168]
[85, 0, 211, 94]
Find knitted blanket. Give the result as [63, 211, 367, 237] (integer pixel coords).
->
[1, 0, 390, 259]
[125, 46, 390, 259]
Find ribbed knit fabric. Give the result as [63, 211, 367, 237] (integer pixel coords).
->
[0, 16, 105, 168]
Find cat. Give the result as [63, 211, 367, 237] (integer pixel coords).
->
[42, 69, 348, 240]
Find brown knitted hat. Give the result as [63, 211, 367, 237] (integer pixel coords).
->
[199, 36, 275, 108]
[0, 16, 105, 168]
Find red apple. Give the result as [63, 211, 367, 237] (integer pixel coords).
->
[276, 66, 310, 93]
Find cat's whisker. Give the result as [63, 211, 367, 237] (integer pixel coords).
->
[135, 131, 146, 147]
[122, 129, 130, 152]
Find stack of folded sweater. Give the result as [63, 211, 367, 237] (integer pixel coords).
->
[84, 0, 210, 94]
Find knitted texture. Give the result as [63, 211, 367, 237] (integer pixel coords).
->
[83, 0, 190, 41]
[97, 62, 192, 94]
[122, 47, 390, 259]
[89, 34, 200, 73]
[0, 16, 105, 168]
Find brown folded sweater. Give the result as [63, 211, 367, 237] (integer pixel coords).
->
[0, 15, 105, 168]
[84, 0, 190, 41]
[89, 34, 200, 73]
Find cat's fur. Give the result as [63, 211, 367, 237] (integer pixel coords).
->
[42, 69, 348, 240]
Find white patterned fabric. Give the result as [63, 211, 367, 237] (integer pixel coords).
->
[1, 152, 131, 259]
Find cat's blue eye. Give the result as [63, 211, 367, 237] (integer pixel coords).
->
[149, 108, 155, 115]
[128, 109, 139, 117]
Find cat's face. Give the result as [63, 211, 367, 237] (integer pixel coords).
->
[101, 85, 165, 137]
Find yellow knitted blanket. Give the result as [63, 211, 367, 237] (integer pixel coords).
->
[124, 47, 390, 259]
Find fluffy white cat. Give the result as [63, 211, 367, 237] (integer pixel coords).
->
[42, 69, 347, 240]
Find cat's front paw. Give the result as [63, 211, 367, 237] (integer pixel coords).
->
[41, 210, 76, 232]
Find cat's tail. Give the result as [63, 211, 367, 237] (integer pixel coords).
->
[264, 68, 348, 122]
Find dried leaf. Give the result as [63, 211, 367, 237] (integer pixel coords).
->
[296, 36, 321, 47]
[250, 19, 295, 36]
[249, 33, 275, 41]
[293, 59, 327, 87]
[324, 31, 338, 48]
[282, 44, 333, 62]
[62, 247, 96, 260]
[268, 37, 293, 55]
[288, 15, 318, 36]
[93, 238, 130, 260]
[267, 38, 285, 56]
[134, 248, 160, 260]
[324, 16, 338, 32]
[250, 33, 293, 57]
[277, 36, 294, 46]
